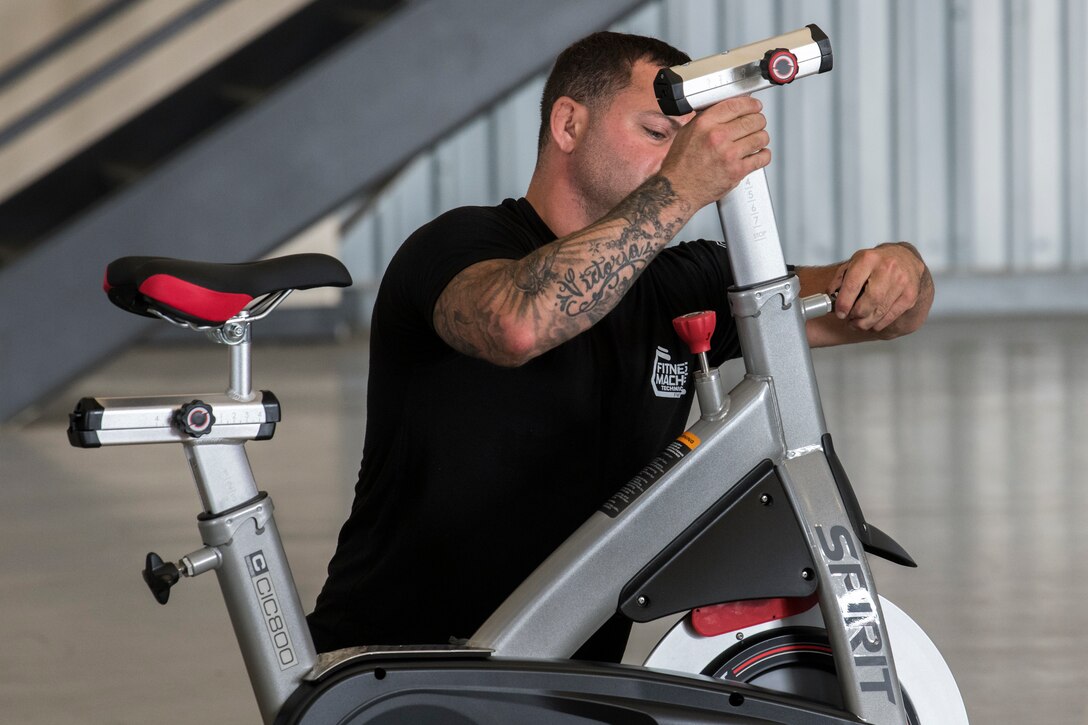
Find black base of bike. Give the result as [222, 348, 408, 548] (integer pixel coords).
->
[275, 655, 865, 724]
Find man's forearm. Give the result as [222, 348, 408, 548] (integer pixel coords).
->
[434, 176, 693, 366]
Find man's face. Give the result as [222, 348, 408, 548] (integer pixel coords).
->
[569, 59, 694, 222]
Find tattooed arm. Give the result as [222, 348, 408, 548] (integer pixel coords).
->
[433, 95, 771, 367]
[433, 177, 690, 366]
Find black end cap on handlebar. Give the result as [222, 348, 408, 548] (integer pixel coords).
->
[654, 67, 692, 116]
[67, 397, 104, 448]
[260, 390, 281, 423]
[807, 23, 833, 73]
[257, 390, 280, 441]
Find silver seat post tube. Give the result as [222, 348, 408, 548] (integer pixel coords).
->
[717, 168, 788, 287]
[225, 320, 255, 401]
[190, 466, 317, 724]
[186, 445, 318, 723]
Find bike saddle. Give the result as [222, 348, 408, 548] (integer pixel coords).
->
[104, 254, 353, 326]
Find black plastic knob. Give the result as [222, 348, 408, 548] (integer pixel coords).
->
[174, 400, 215, 438]
[143, 552, 180, 605]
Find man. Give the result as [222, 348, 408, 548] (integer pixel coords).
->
[308, 31, 932, 660]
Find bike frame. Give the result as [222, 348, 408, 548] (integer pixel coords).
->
[471, 169, 907, 724]
[69, 168, 910, 725]
[70, 329, 319, 724]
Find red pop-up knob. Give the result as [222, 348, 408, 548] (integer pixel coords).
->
[672, 310, 716, 355]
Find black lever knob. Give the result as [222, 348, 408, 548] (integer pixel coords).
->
[173, 400, 215, 438]
[143, 552, 180, 605]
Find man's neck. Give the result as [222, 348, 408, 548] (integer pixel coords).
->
[524, 165, 594, 239]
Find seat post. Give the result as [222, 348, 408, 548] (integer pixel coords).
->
[217, 318, 255, 401]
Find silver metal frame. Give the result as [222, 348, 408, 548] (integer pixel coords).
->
[78, 328, 318, 724]
[79, 205, 910, 725]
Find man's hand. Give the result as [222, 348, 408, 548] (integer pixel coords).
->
[800, 242, 934, 347]
[659, 96, 771, 210]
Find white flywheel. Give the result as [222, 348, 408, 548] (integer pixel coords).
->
[642, 596, 968, 723]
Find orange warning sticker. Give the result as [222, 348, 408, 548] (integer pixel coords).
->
[677, 431, 701, 450]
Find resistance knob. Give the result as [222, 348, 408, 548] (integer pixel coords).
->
[672, 310, 716, 355]
[673, 310, 716, 377]
[672, 310, 728, 416]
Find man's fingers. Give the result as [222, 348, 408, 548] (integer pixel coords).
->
[850, 254, 920, 329]
[741, 146, 772, 174]
[827, 265, 848, 314]
[871, 293, 915, 332]
[700, 96, 766, 146]
[712, 95, 763, 119]
[724, 111, 768, 142]
[848, 284, 894, 330]
[745, 129, 770, 155]
[834, 253, 876, 319]
[823, 243, 930, 337]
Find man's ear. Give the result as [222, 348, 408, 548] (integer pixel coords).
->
[548, 96, 588, 154]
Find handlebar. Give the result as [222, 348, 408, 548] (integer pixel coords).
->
[655, 24, 832, 115]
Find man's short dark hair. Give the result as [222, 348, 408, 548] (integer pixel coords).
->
[537, 31, 690, 152]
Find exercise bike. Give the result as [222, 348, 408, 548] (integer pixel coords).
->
[67, 25, 969, 724]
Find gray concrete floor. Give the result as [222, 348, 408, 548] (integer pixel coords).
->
[3, 317, 1087, 723]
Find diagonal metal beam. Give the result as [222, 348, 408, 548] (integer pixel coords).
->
[0, 0, 648, 422]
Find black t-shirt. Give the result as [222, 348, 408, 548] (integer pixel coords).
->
[307, 198, 741, 651]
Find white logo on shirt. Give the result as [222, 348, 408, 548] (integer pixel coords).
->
[651, 346, 688, 399]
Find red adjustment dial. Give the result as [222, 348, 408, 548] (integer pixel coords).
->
[760, 48, 799, 85]
[672, 311, 716, 355]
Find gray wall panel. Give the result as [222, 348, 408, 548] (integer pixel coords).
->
[1068, 0, 1088, 267]
[343, 0, 1087, 317]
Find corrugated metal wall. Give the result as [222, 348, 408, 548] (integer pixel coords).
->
[341, 0, 1087, 320]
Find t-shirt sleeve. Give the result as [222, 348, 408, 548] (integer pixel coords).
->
[372, 205, 531, 354]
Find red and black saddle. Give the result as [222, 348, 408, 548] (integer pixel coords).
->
[104, 254, 352, 326]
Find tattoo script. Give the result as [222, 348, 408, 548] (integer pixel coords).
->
[434, 176, 689, 365]
[552, 176, 686, 318]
